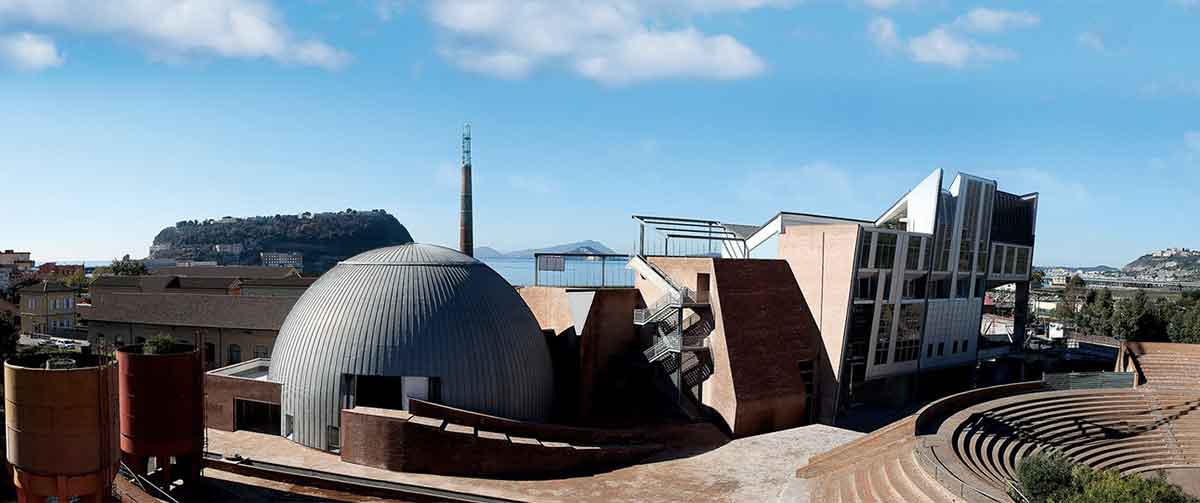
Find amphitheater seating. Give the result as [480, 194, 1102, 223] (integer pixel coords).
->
[800, 375, 1200, 503]
[809, 438, 956, 503]
[936, 388, 1200, 497]
[1132, 350, 1200, 390]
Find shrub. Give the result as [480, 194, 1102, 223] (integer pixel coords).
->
[143, 335, 176, 355]
[1015, 451, 1198, 503]
[1016, 451, 1074, 503]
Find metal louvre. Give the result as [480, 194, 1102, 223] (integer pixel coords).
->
[268, 244, 554, 451]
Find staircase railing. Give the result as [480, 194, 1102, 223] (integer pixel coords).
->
[634, 291, 681, 324]
[643, 333, 681, 362]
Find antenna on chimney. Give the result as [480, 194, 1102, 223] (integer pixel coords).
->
[460, 123, 473, 257]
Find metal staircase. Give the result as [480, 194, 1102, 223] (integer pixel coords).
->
[632, 258, 717, 412]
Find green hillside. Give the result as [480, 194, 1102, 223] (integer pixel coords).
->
[150, 209, 414, 274]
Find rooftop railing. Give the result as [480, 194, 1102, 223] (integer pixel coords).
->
[633, 215, 749, 258]
[532, 253, 633, 288]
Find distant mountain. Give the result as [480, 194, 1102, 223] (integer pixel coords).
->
[150, 209, 414, 274]
[478, 240, 619, 259]
[1123, 250, 1200, 281]
[1037, 265, 1121, 273]
[473, 246, 506, 259]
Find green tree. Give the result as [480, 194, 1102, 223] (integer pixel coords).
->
[1111, 290, 1169, 342]
[143, 334, 176, 355]
[1015, 452, 1197, 503]
[1016, 451, 1074, 503]
[110, 254, 147, 276]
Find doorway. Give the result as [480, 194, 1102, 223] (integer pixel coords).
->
[235, 399, 281, 435]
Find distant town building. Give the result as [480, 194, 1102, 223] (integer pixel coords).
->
[36, 262, 84, 279]
[148, 243, 172, 256]
[19, 281, 77, 336]
[261, 251, 303, 269]
[213, 243, 244, 254]
[0, 249, 34, 271]
[0, 266, 13, 291]
[84, 265, 312, 368]
[84, 293, 297, 370]
[174, 260, 218, 267]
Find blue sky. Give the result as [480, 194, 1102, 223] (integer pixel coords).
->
[2, 0, 1198, 267]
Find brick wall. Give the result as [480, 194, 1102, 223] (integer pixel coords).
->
[204, 374, 281, 431]
[340, 407, 658, 477]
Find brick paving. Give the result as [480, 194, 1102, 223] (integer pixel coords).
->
[204, 424, 861, 502]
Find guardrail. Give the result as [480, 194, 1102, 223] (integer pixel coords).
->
[912, 445, 1009, 503]
[532, 253, 633, 288]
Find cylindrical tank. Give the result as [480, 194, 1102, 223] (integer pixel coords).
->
[5, 353, 119, 503]
[116, 344, 204, 483]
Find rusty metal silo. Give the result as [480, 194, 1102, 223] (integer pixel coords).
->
[5, 353, 119, 503]
[116, 343, 205, 485]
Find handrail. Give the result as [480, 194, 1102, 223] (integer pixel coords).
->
[912, 444, 1009, 503]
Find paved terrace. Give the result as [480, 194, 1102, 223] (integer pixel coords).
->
[205, 424, 862, 502]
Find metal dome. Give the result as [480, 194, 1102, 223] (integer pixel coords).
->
[268, 243, 554, 451]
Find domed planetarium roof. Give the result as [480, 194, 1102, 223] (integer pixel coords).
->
[268, 243, 554, 451]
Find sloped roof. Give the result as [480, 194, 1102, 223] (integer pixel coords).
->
[153, 266, 299, 279]
[238, 277, 318, 288]
[19, 281, 74, 293]
[83, 293, 297, 331]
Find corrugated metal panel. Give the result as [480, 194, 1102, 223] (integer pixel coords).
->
[1043, 372, 1136, 391]
[268, 244, 554, 451]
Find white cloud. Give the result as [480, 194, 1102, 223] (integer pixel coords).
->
[0, 32, 64, 70]
[1171, 0, 1199, 8]
[428, 0, 783, 84]
[1186, 131, 1200, 152]
[907, 26, 1013, 67]
[573, 29, 764, 84]
[1078, 31, 1105, 51]
[953, 8, 1039, 34]
[868, 16, 899, 51]
[0, 0, 349, 70]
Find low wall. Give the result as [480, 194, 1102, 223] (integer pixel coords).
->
[204, 374, 281, 432]
[796, 416, 915, 478]
[913, 381, 1045, 435]
[406, 399, 643, 445]
[339, 407, 659, 477]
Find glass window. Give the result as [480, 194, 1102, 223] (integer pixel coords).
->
[1006, 248, 1019, 275]
[906, 237, 922, 270]
[956, 276, 972, 298]
[929, 279, 950, 299]
[894, 305, 923, 362]
[855, 276, 878, 301]
[875, 233, 897, 269]
[952, 340, 959, 353]
[254, 344, 269, 359]
[881, 274, 893, 302]
[204, 343, 216, 363]
[874, 304, 894, 365]
[1015, 248, 1030, 275]
[903, 277, 927, 299]
[992, 245, 1005, 274]
[975, 276, 988, 298]
[848, 305, 873, 360]
[927, 344, 934, 358]
[228, 344, 242, 364]
[858, 233, 873, 269]
[937, 342, 945, 356]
